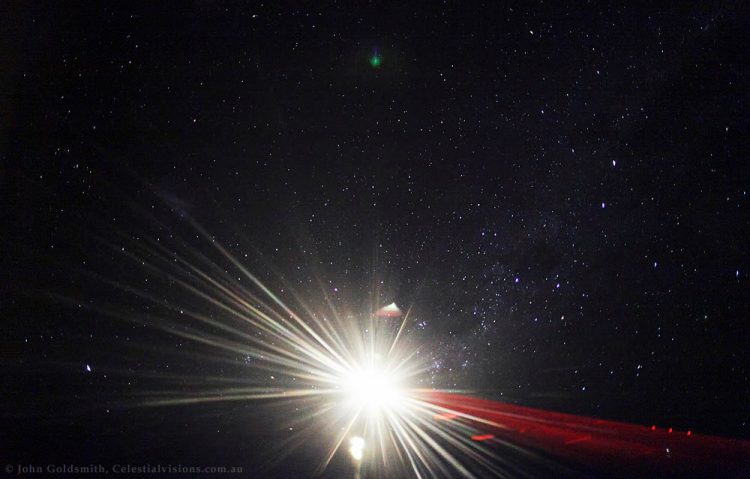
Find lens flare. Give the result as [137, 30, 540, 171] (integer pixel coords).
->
[349, 436, 365, 461]
[73, 213, 523, 478]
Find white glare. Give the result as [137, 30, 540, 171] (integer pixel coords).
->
[106, 215, 508, 477]
[341, 365, 404, 412]
[349, 436, 365, 461]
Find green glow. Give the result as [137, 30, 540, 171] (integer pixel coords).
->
[369, 54, 382, 68]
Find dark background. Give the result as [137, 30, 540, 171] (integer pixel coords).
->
[2, 1, 748, 477]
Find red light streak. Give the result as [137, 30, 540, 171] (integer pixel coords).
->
[424, 392, 750, 477]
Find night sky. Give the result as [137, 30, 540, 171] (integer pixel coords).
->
[2, 2, 749, 477]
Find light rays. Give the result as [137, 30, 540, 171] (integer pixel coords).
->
[71, 214, 523, 478]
